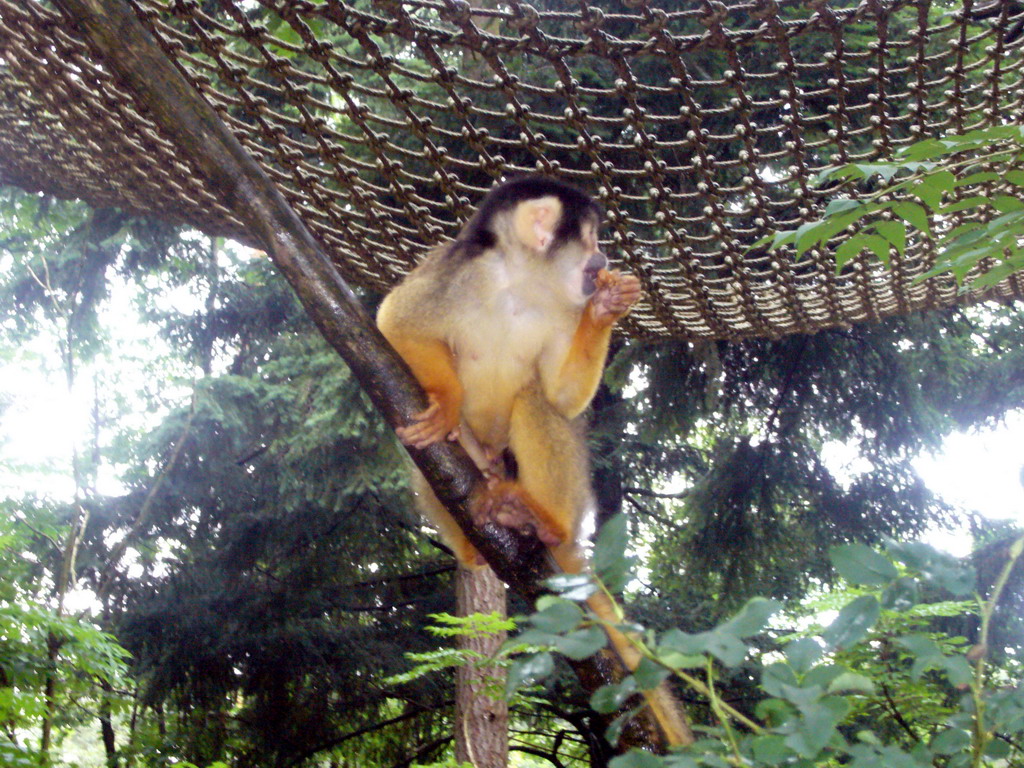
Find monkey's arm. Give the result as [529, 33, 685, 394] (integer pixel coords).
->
[389, 337, 462, 448]
[377, 319, 463, 448]
[545, 270, 641, 418]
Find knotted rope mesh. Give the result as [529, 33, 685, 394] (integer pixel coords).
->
[1, 0, 1023, 339]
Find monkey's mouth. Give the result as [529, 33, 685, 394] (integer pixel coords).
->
[582, 267, 600, 296]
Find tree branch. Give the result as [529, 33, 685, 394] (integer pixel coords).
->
[281, 705, 441, 768]
[52, 0, 684, 752]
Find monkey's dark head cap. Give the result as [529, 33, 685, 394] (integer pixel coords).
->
[453, 175, 602, 260]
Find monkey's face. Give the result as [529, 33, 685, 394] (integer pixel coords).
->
[581, 250, 607, 297]
[557, 217, 607, 306]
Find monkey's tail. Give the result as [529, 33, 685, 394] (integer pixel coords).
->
[550, 546, 694, 748]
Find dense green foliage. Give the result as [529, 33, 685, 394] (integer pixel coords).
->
[764, 124, 1024, 290]
[1, 2, 1023, 766]
[2, 176, 1022, 766]
[507, 520, 1024, 768]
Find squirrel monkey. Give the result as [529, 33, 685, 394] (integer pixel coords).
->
[378, 176, 691, 747]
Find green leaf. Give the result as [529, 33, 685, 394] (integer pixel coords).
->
[824, 198, 864, 216]
[892, 201, 931, 235]
[967, 260, 1023, 291]
[700, 631, 750, 667]
[939, 195, 989, 215]
[591, 676, 638, 713]
[811, 165, 843, 186]
[506, 652, 554, 695]
[785, 696, 849, 758]
[897, 138, 947, 161]
[954, 171, 1000, 188]
[658, 627, 747, 667]
[984, 209, 1024, 233]
[530, 598, 584, 634]
[919, 169, 955, 195]
[761, 662, 800, 699]
[654, 649, 705, 670]
[931, 728, 971, 755]
[794, 219, 830, 257]
[886, 539, 942, 569]
[939, 655, 973, 687]
[881, 577, 920, 611]
[512, 628, 558, 649]
[553, 626, 608, 660]
[803, 663, 845, 690]
[819, 210, 872, 244]
[1005, 169, 1024, 187]
[755, 697, 795, 725]
[848, 743, 933, 768]
[876, 220, 906, 256]
[633, 657, 670, 691]
[816, 163, 874, 186]
[822, 595, 880, 649]
[911, 181, 942, 212]
[544, 573, 597, 601]
[991, 195, 1024, 213]
[769, 228, 797, 251]
[826, 670, 875, 695]
[593, 514, 634, 593]
[836, 235, 868, 269]
[985, 737, 1012, 759]
[718, 597, 781, 638]
[854, 163, 902, 183]
[896, 633, 973, 686]
[919, 557, 974, 597]
[751, 734, 793, 763]
[609, 750, 664, 768]
[831, 543, 899, 586]
[604, 706, 644, 750]
[784, 637, 822, 674]
[862, 233, 893, 265]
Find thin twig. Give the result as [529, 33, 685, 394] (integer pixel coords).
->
[880, 681, 920, 743]
[94, 391, 197, 602]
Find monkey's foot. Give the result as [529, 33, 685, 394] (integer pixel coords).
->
[590, 269, 642, 323]
[452, 539, 488, 569]
[471, 482, 563, 546]
[479, 447, 509, 488]
[396, 393, 458, 449]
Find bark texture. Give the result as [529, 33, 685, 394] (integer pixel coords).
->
[454, 566, 509, 768]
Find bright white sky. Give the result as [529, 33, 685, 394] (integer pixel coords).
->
[913, 412, 1024, 555]
[0, 273, 190, 500]
[914, 411, 1024, 519]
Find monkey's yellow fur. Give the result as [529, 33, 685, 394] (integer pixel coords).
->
[378, 177, 692, 747]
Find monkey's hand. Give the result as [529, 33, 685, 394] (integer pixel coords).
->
[589, 269, 642, 324]
[471, 482, 564, 547]
[396, 393, 460, 449]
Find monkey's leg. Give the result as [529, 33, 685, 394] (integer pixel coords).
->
[455, 420, 506, 483]
[411, 470, 485, 567]
[503, 391, 693, 746]
[470, 384, 592, 550]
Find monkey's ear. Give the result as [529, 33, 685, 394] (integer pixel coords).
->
[512, 196, 562, 253]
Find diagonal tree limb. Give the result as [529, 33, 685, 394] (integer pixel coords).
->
[52, 0, 681, 752]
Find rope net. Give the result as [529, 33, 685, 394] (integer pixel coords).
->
[2, 0, 1023, 339]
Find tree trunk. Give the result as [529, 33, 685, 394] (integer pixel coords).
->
[99, 679, 117, 768]
[454, 565, 508, 768]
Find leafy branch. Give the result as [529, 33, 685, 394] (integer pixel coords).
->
[760, 124, 1024, 292]
[502, 516, 1024, 768]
